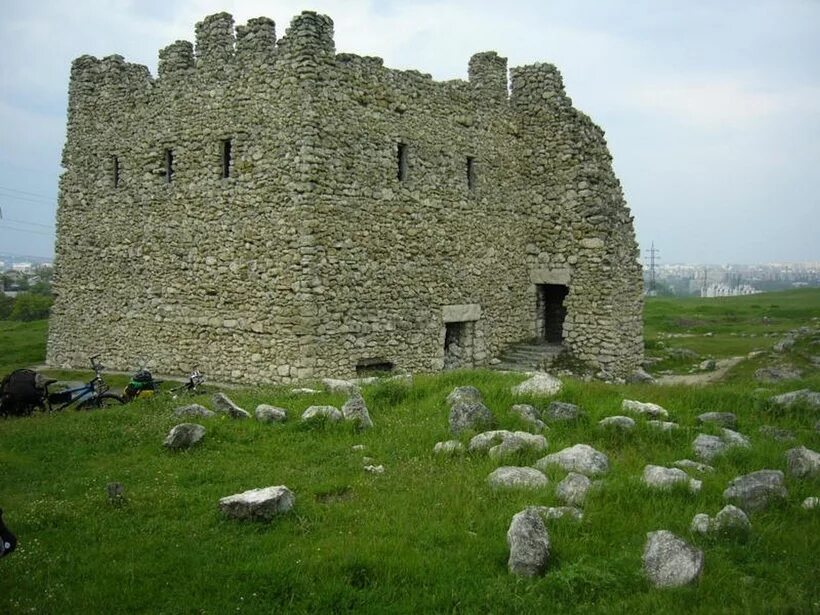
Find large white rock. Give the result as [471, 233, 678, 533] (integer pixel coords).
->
[212, 392, 250, 419]
[218, 486, 295, 521]
[692, 434, 726, 462]
[487, 466, 549, 490]
[446, 386, 482, 406]
[555, 472, 593, 506]
[255, 404, 287, 423]
[723, 470, 788, 511]
[769, 389, 820, 410]
[622, 399, 669, 419]
[449, 400, 495, 434]
[510, 404, 546, 430]
[535, 444, 610, 476]
[642, 465, 701, 493]
[301, 405, 343, 422]
[530, 505, 584, 521]
[322, 378, 360, 395]
[785, 446, 820, 478]
[507, 508, 550, 577]
[173, 404, 215, 418]
[163, 423, 206, 450]
[713, 505, 751, 533]
[598, 415, 636, 430]
[511, 372, 562, 396]
[674, 459, 714, 473]
[643, 530, 704, 588]
[341, 392, 373, 430]
[469, 430, 546, 454]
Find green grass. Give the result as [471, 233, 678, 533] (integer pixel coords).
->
[643, 288, 820, 375]
[0, 320, 48, 375]
[1, 291, 819, 613]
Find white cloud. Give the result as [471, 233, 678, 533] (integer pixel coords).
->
[630, 79, 820, 128]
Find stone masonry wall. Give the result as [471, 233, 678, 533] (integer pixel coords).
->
[47, 11, 643, 383]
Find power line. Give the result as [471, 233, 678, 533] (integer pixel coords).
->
[0, 185, 55, 201]
[0, 223, 54, 237]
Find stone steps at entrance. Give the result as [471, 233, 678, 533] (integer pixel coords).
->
[491, 341, 563, 372]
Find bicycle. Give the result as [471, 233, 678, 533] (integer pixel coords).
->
[122, 366, 206, 402]
[45, 355, 125, 410]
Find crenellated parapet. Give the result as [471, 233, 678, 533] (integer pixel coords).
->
[510, 63, 572, 113]
[468, 52, 508, 103]
[278, 11, 335, 60]
[158, 40, 194, 78]
[194, 12, 235, 71]
[236, 17, 276, 65]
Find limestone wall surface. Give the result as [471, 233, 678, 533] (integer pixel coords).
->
[47, 11, 643, 383]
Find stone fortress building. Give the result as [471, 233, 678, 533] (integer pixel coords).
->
[47, 11, 644, 384]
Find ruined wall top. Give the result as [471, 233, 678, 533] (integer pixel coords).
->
[67, 10, 572, 112]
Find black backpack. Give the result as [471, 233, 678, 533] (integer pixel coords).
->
[0, 369, 48, 417]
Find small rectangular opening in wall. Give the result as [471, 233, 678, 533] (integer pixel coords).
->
[444, 321, 474, 370]
[112, 155, 120, 188]
[397, 142, 408, 181]
[355, 358, 395, 376]
[164, 149, 174, 183]
[466, 156, 475, 191]
[221, 138, 232, 178]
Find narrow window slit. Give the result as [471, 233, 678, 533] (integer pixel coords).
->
[221, 138, 232, 178]
[397, 142, 408, 181]
[466, 156, 476, 191]
[164, 149, 174, 183]
[112, 155, 120, 188]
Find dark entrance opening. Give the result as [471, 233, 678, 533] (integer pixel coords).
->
[444, 321, 474, 370]
[537, 284, 569, 343]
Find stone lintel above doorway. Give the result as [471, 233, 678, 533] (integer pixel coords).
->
[442, 303, 482, 323]
[530, 267, 572, 286]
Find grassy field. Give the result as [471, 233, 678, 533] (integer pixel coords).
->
[1, 291, 819, 613]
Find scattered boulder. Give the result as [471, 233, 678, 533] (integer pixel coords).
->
[773, 336, 796, 353]
[301, 405, 343, 422]
[697, 412, 737, 429]
[723, 470, 788, 512]
[212, 393, 250, 420]
[173, 404, 215, 418]
[755, 366, 802, 383]
[699, 359, 717, 372]
[627, 368, 655, 384]
[668, 348, 699, 360]
[468, 430, 547, 455]
[544, 401, 585, 422]
[218, 486, 295, 522]
[446, 386, 482, 406]
[714, 505, 751, 533]
[291, 388, 321, 395]
[674, 459, 714, 473]
[163, 423, 206, 450]
[785, 446, 820, 478]
[598, 415, 636, 430]
[535, 444, 610, 476]
[489, 433, 548, 460]
[507, 508, 550, 577]
[511, 372, 562, 396]
[802, 497, 819, 510]
[433, 440, 464, 454]
[690, 513, 711, 534]
[622, 399, 669, 419]
[758, 425, 795, 442]
[364, 465, 385, 474]
[487, 466, 549, 490]
[341, 392, 373, 430]
[469, 430, 513, 452]
[720, 428, 751, 449]
[643, 530, 704, 588]
[555, 472, 592, 506]
[693, 434, 725, 461]
[351, 444, 366, 452]
[769, 389, 820, 410]
[647, 420, 679, 432]
[510, 404, 546, 430]
[449, 400, 495, 434]
[642, 465, 701, 493]
[255, 404, 287, 423]
[322, 378, 360, 395]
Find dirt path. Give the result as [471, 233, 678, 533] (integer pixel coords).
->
[656, 356, 745, 386]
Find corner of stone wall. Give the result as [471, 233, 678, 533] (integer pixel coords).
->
[510, 63, 571, 112]
[194, 12, 235, 71]
[278, 11, 335, 60]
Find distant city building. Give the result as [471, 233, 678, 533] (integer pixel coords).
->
[701, 283, 760, 298]
[11, 262, 32, 273]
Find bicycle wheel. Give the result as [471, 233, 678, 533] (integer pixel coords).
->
[77, 392, 126, 410]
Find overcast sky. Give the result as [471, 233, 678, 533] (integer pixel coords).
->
[1, 0, 818, 264]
